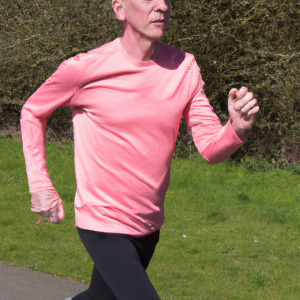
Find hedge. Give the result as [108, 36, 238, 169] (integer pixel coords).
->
[1, 0, 300, 164]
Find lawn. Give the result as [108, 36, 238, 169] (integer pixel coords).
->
[1, 136, 300, 299]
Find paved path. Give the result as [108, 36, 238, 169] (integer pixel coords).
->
[0, 261, 87, 300]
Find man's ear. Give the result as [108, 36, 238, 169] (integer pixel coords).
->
[112, 0, 126, 22]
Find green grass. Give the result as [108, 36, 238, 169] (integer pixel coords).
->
[1, 137, 300, 299]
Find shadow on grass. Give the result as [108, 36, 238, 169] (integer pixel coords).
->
[205, 206, 227, 223]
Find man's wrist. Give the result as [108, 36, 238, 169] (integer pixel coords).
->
[231, 121, 249, 141]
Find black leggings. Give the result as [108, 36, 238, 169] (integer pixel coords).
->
[72, 227, 161, 300]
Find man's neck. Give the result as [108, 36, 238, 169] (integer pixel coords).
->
[120, 31, 157, 62]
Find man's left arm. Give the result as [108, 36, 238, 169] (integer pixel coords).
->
[183, 60, 259, 164]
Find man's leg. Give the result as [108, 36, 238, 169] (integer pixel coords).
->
[73, 264, 117, 300]
[73, 228, 161, 300]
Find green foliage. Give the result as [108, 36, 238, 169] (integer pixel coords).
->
[1, 0, 300, 162]
[0, 0, 121, 137]
[165, 0, 300, 163]
[240, 154, 274, 171]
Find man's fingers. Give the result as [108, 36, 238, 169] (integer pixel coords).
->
[233, 92, 254, 111]
[228, 88, 238, 102]
[241, 98, 257, 114]
[228, 87, 249, 105]
[245, 104, 260, 117]
[235, 86, 248, 100]
[241, 106, 260, 124]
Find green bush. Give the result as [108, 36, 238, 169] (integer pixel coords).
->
[1, 0, 300, 164]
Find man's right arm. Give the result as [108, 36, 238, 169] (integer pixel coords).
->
[21, 59, 79, 223]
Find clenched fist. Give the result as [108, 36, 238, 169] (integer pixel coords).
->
[228, 87, 259, 140]
[31, 189, 64, 224]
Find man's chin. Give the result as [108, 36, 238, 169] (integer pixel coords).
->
[147, 30, 166, 42]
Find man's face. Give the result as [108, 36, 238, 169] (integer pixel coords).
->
[115, 0, 171, 42]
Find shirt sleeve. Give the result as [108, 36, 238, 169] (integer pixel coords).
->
[183, 59, 247, 164]
[20, 59, 80, 193]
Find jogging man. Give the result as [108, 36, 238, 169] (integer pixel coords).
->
[20, 0, 259, 299]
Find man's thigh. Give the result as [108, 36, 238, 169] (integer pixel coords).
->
[77, 228, 161, 300]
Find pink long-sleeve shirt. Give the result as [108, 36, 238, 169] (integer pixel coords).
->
[21, 38, 244, 236]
